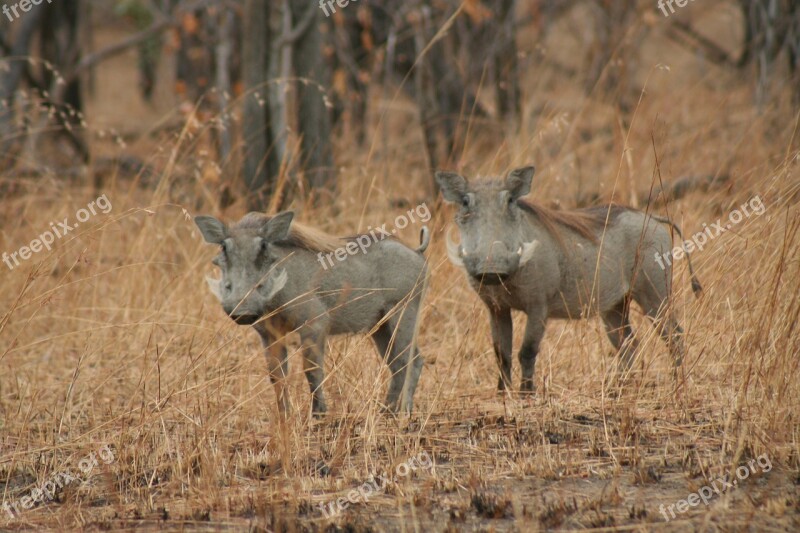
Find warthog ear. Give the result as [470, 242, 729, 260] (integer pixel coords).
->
[262, 211, 294, 242]
[195, 216, 228, 244]
[506, 166, 535, 200]
[435, 171, 468, 203]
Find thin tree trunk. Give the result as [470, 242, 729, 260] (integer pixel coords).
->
[0, 7, 48, 164]
[242, 0, 279, 210]
[290, 2, 335, 201]
[495, 0, 520, 124]
[215, 8, 234, 163]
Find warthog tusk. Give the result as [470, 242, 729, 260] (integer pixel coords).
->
[206, 276, 223, 302]
[261, 268, 288, 300]
[517, 240, 541, 265]
[446, 226, 465, 267]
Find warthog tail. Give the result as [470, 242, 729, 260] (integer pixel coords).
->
[652, 215, 703, 297]
[416, 226, 431, 254]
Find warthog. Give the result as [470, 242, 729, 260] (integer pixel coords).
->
[195, 211, 429, 416]
[436, 166, 702, 391]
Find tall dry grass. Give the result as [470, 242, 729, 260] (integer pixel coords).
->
[1, 2, 799, 531]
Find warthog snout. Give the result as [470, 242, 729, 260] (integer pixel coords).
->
[447, 228, 540, 284]
[229, 313, 260, 325]
[462, 241, 520, 284]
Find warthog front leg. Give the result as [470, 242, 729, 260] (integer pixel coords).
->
[300, 332, 327, 417]
[255, 319, 291, 416]
[519, 312, 546, 392]
[489, 306, 513, 391]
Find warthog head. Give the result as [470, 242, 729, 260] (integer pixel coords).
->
[195, 212, 291, 324]
[436, 166, 539, 285]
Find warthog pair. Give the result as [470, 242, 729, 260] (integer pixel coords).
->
[196, 165, 701, 416]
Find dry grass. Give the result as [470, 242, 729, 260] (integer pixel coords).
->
[2, 4, 800, 531]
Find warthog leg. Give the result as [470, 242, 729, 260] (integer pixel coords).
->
[651, 313, 687, 377]
[372, 322, 404, 411]
[255, 318, 291, 416]
[601, 299, 639, 372]
[635, 287, 688, 378]
[489, 306, 513, 391]
[373, 311, 420, 413]
[519, 312, 546, 392]
[300, 332, 328, 417]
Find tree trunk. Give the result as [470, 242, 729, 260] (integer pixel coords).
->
[494, 0, 521, 124]
[290, 2, 335, 202]
[242, 0, 279, 210]
[0, 6, 48, 165]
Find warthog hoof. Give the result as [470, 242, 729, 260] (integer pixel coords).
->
[497, 376, 513, 391]
[520, 379, 536, 393]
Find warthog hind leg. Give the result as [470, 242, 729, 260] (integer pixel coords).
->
[601, 299, 639, 373]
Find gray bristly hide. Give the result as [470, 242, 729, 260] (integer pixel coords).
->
[195, 211, 430, 417]
[436, 165, 702, 392]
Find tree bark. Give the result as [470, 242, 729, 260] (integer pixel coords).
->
[0, 6, 49, 164]
[242, 0, 279, 210]
[290, 2, 335, 201]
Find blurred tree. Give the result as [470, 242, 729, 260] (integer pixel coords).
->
[0, 9, 49, 165]
[324, 0, 510, 193]
[290, 1, 335, 202]
[738, 0, 800, 108]
[241, 0, 279, 210]
[115, 0, 162, 101]
[0, 0, 88, 165]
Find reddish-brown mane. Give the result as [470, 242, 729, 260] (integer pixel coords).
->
[233, 213, 342, 253]
[517, 200, 629, 244]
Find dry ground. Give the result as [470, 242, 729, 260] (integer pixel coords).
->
[1, 2, 800, 531]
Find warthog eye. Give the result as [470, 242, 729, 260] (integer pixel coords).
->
[461, 195, 471, 208]
[259, 239, 268, 255]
